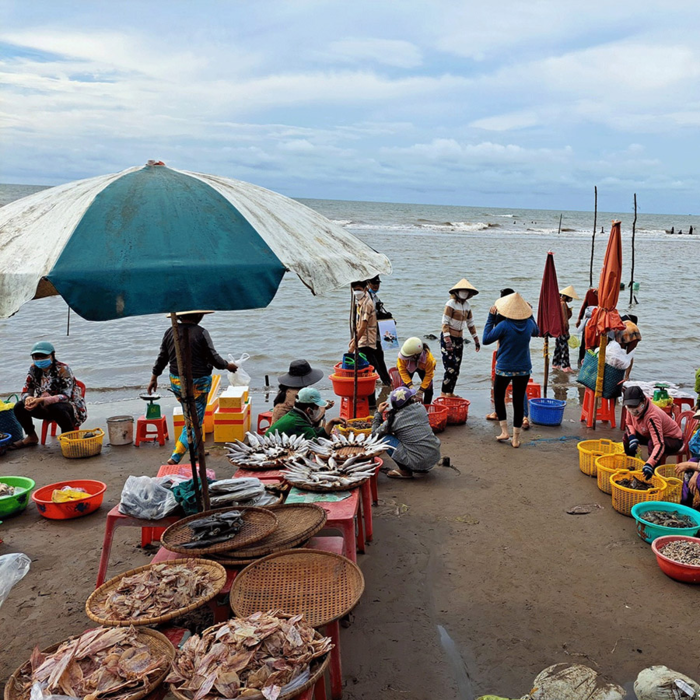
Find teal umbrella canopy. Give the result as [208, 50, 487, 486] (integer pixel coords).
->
[0, 163, 391, 321]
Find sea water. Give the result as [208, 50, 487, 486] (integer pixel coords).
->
[1, 185, 697, 403]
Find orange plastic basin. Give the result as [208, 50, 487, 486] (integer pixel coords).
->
[32, 479, 107, 520]
[329, 372, 379, 398]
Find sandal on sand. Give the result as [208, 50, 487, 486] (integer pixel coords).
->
[10, 437, 38, 450]
[387, 469, 413, 479]
[486, 412, 498, 421]
[496, 435, 511, 443]
[522, 418, 530, 431]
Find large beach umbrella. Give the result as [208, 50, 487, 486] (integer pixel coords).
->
[0, 162, 391, 507]
[536, 251, 566, 398]
[585, 220, 625, 428]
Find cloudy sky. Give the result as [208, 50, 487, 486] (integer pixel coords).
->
[1, 0, 699, 212]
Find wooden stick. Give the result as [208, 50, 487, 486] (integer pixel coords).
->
[557, 213, 563, 235]
[170, 314, 201, 510]
[629, 193, 637, 306]
[589, 186, 597, 287]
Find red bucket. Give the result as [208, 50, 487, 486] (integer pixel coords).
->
[329, 372, 379, 398]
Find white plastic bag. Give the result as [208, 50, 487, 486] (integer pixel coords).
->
[604, 340, 634, 370]
[634, 666, 700, 700]
[228, 353, 251, 387]
[0, 552, 31, 608]
[118, 475, 180, 520]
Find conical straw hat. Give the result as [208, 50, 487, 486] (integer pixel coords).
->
[495, 293, 532, 320]
[559, 285, 580, 300]
[449, 278, 479, 296]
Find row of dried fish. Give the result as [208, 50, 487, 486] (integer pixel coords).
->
[167, 610, 332, 700]
[208, 478, 278, 508]
[95, 562, 221, 621]
[661, 540, 700, 566]
[640, 510, 696, 528]
[11, 626, 169, 700]
[225, 432, 309, 468]
[308, 432, 389, 459]
[181, 511, 245, 549]
[284, 455, 377, 490]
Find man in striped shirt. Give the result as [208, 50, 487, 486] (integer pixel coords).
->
[440, 278, 480, 397]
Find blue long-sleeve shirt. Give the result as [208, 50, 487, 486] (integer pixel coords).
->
[482, 313, 539, 373]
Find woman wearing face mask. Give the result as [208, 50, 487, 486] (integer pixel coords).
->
[396, 337, 436, 405]
[266, 387, 346, 439]
[349, 280, 380, 408]
[440, 278, 480, 398]
[12, 341, 87, 448]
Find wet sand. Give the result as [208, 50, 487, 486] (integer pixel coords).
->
[1, 396, 698, 697]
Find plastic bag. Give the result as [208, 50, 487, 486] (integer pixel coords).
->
[30, 681, 79, 700]
[604, 340, 634, 370]
[0, 552, 31, 608]
[228, 353, 251, 387]
[118, 475, 179, 520]
[634, 666, 700, 699]
[528, 664, 625, 700]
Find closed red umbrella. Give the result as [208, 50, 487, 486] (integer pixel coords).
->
[585, 221, 626, 427]
[537, 251, 567, 397]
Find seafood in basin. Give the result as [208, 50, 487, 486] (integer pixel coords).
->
[660, 540, 700, 566]
[167, 610, 332, 700]
[640, 510, 696, 528]
[225, 432, 309, 469]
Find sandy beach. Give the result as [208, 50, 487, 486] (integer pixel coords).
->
[2, 394, 698, 698]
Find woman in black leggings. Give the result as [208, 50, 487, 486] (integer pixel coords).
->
[482, 293, 539, 448]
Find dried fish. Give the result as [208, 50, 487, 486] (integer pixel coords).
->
[225, 432, 309, 469]
[661, 540, 700, 566]
[640, 510, 696, 528]
[167, 611, 332, 700]
[96, 562, 221, 621]
[180, 511, 244, 549]
[13, 627, 169, 700]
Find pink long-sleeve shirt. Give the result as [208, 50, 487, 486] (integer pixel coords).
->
[625, 401, 683, 467]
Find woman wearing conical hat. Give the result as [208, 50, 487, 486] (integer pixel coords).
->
[440, 278, 480, 398]
[552, 285, 579, 373]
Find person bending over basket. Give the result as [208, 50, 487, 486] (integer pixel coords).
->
[622, 385, 683, 480]
[12, 341, 87, 448]
[396, 337, 436, 405]
[373, 386, 441, 479]
[266, 387, 346, 440]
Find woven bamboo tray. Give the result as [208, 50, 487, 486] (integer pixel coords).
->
[209, 504, 327, 562]
[230, 549, 365, 627]
[283, 475, 371, 493]
[4, 627, 175, 700]
[85, 558, 227, 627]
[169, 635, 329, 700]
[160, 506, 278, 555]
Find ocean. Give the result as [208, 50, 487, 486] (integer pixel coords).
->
[1, 184, 698, 403]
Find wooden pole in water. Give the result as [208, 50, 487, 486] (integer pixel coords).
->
[557, 213, 563, 235]
[629, 193, 637, 306]
[589, 186, 597, 287]
[169, 315, 202, 511]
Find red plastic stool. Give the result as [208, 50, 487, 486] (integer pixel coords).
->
[135, 416, 169, 446]
[257, 411, 273, 435]
[506, 378, 542, 401]
[340, 396, 370, 420]
[388, 367, 403, 390]
[580, 388, 616, 428]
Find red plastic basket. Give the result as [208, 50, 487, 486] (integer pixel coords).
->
[434, 397, 470, 425]
[425, 404, 448, 433]
[332, 363, 374, 378]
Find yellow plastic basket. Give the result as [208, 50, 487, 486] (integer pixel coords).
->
[610, 469, 667, 516]
[653, 464, 683, 503]
[337, 416, 374, 438]
[595, 453, 644, 494]
[577, 439, 624, 478]
[58, 428, 105, 459]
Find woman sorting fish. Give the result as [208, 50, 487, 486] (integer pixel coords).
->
[372, 386, 441, 479]
[396, 337, 437, 404]
[266, 387, 346, 439]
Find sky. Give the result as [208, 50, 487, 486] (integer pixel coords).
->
[1, 0, 699, 213]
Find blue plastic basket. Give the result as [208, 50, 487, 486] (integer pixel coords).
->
[529, 398, 566, 426]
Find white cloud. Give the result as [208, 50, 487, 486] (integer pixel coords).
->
[324, 38, 422, 68]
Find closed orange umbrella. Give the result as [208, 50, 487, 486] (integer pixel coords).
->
[585, 220, 626, 427]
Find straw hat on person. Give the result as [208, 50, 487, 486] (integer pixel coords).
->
[449, 278, 479, 296]
[559, 285, 579, 300]
[494, 293, 532, 320]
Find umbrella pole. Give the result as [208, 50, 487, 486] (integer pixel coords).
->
[543, 338, 549, 399]
[592, 334, 609, 431]
[170, 315, 202, 510]
[351, 293, 358, 418]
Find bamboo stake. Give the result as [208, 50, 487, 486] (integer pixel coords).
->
[557, 214, 563, 235]
[629, 193, 637, 306]
[589, 186, 597, 287]
[170, 314, 201, 510]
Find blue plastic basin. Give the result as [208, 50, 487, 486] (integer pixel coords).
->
[631, 501, 700, 544]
